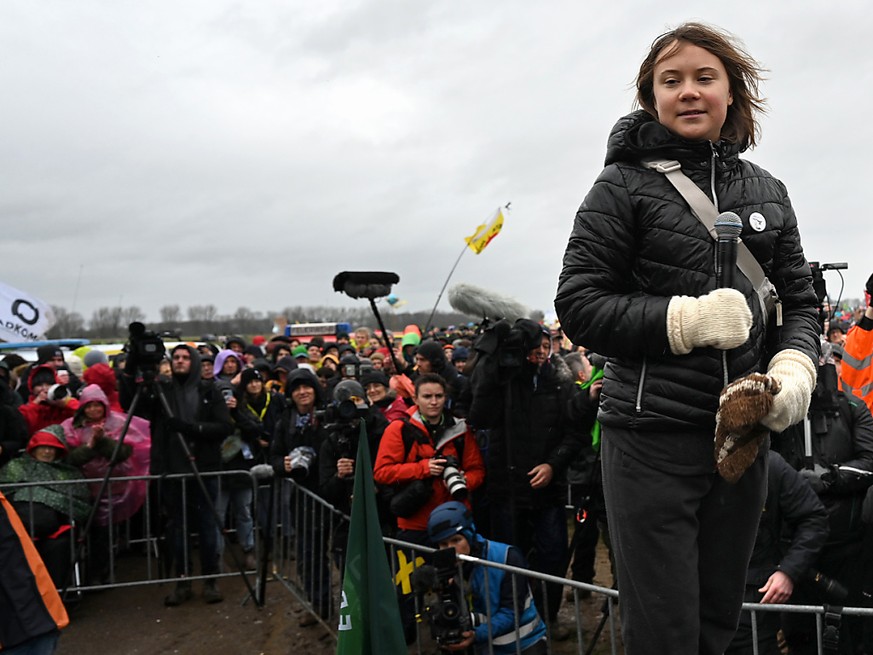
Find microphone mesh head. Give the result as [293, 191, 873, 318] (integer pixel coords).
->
[714, 211, 743, 239]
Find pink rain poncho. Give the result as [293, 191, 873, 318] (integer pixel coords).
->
[62, 385, 151, 525]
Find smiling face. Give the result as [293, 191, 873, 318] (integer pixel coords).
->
[652, 41, 732, 143]
[366, 382, 387, 404]
[83, 401, 106, 423]
[291, 383, 316, 413]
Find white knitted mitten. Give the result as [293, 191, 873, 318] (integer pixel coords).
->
[666, 288, 752, 355]
[760, 349, 817, 432]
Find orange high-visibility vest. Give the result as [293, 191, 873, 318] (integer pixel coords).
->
[841, 324, 873, 415]
[0, 490, 69, 648]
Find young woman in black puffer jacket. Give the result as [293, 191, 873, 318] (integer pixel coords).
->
[555, 22, 820, 655]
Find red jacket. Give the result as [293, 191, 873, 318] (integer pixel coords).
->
[377, 396, 410, 423]
[18, 365, 79, 437]
[374, 408, 484, 532]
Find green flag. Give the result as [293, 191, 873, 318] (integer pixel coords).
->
[336, 422, 406, 654]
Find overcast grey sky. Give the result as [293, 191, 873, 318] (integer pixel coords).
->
[1, 1, 870, 328]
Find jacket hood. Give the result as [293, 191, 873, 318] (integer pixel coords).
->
[285, 368, 324, 405]
[170, 345, 202, 389]
[82, 362, 117, 393]
[77, 384, 110, 411]
[214, 349, 243, 376]
[28, 364, 58, 395]
[27, 424, 69, 454]
[605, 110, 742, 169]
[72, 384, 111, 426]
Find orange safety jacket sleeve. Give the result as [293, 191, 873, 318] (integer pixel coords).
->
[841, 320, 873, 415]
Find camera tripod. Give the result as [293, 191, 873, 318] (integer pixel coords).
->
[62, 366, 262, 607]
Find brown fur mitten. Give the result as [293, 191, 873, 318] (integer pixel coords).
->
[714, 373, 781, 483]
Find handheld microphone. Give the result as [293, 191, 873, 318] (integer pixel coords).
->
[714, 212, 743, 288]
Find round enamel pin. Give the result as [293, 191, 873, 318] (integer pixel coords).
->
[749, 212, 766, 232]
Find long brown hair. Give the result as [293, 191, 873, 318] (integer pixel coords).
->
[636, 22, 767, 149]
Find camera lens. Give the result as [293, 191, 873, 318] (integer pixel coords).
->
[441, 456, 468, 501]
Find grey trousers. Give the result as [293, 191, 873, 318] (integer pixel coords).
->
[601, 432, 767, 655]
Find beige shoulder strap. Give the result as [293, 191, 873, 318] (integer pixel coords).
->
[644, 159, 780, 323]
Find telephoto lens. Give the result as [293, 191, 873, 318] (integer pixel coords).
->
[288, 446, 317, 481]
[441, 455, 468, 501]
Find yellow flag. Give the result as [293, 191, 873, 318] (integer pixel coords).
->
[465, 206, 506, 254]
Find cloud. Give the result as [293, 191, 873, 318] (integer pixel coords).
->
[0, 1, 870, 330]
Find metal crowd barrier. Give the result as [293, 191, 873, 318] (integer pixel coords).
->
[5, 472, 872, 655]
[1, 470, 264, 594]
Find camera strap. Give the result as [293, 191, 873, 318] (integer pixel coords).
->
[821, 603, 843, 654]
[398, 418, 465, 462]
[644, 158, 781, 325]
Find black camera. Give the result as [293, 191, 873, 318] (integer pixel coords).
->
[482, 318, 546, 373]
[412, 547, 473, 647]
[808, 569, 849, 604]
[317, 401, 368, 436]
[288, 446, 317, 481]
[808, 261, 848, 304]
[327, 419, 360, 461]
[441, 455, 468, 501]
[127, 322, 166, 370]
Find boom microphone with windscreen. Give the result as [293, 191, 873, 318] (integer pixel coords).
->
[332, 271, 400, 300]
[448, 283, 529, 322]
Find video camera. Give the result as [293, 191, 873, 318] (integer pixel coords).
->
[126, 322, 167, 371]
[808, 262, 849, 334]
[411, 547, 473, 647]
[809, 262, 848, 305]
[317, 399, 369, 459]
[317, 399, 368, 429]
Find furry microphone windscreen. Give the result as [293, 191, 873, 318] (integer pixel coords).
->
[448, 283, 529, 321]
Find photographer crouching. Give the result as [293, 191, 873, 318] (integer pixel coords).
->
[374, 373, 485, 644]
[418, 501, 547, 655]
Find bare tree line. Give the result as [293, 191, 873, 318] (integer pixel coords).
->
[45, 303, 482, 341]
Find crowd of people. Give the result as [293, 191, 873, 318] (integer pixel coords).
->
[0, 281, 870, 654]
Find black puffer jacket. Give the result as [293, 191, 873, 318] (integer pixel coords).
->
[746, 451, 828, 587]
[484, 353, 584, 507]
[555, 111, 819, 433]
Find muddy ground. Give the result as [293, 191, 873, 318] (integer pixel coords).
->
[54, 543, 622, 655]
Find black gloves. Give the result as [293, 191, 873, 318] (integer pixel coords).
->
[800, 464, 835, 494]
